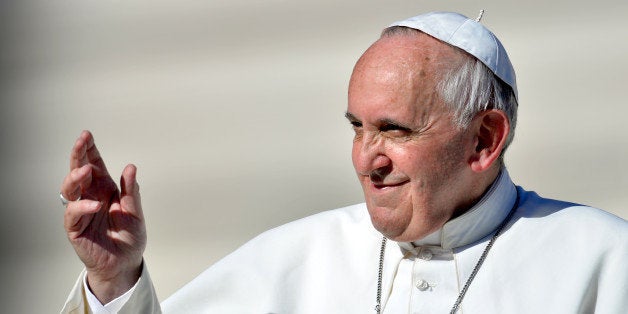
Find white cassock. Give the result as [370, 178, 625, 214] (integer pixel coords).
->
[62, 170, 628, 313]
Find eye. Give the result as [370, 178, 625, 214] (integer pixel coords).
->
[350, 121, 362, 128]
[380, 123, 411, 133]
[348, 121, 363, 140]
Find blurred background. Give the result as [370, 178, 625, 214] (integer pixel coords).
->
[1, 0, 626, 312]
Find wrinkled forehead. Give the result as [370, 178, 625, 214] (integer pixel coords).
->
[347, 33, 463, 123]
[350, 32, 465, 89]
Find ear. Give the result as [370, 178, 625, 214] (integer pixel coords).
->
[468, 110, 510, 172]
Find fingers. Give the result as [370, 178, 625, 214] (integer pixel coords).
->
[64, 199, 102, 235]
[70, 130, 91, 170]
[120, 164, 143, 218]
[70, 130, 110, 176]
[61, 164, 93, 202]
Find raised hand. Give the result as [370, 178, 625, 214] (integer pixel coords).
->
[60, 130, 146, 304]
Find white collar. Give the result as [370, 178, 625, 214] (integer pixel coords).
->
[399, 169, 517, 250]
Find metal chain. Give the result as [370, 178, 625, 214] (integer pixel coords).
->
[375, 236, 387, 314]
[450, 192, 519, 313]
[375, 191, 519, 314]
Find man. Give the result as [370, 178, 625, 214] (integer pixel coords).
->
[60, 12, 627, 313]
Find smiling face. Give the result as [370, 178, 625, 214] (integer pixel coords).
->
[347, 33, 484, 242]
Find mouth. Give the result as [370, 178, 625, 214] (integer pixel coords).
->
[372, 180, 409, 190]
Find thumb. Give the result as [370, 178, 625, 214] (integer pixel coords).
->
[120, 164, 143, 218]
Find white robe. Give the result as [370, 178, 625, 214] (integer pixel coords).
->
[62, 170, 628, 313]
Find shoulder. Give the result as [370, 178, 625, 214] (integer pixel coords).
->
[471, 187, 627, 313]
[205, 203, 378, 268]
[516, 187, 626, 227]
[226, 203, 381, 272]
[163, 203, 382, 311]
[513, 187, 627, 247]
[205, 203, 379, 272]
[242, 203, 377, 250]
[268, 202, 371, 233]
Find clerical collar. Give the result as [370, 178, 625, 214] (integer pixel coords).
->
[399, 168, 517, 251]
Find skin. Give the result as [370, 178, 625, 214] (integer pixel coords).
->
[60, 31, 509, 303]
[61, 131, 145, 304]
[346, 33, 508, 242]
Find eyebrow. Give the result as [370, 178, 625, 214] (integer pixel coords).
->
[344, 112, 413, 130]
[344, 112, 359, 122]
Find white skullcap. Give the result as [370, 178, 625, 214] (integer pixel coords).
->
[389, 11, 518, 100]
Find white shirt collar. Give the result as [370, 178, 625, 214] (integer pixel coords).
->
[399, 169, 517, 250]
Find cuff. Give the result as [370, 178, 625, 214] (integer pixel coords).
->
[83, 267, 142, 313]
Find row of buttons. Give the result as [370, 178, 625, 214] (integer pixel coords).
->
[416, 249, 433, 291]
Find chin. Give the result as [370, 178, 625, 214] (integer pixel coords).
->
[368, 208, 441, 242]
[366, 203, 413, 240]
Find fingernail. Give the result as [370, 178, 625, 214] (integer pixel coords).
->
[88, 201, 102, 211]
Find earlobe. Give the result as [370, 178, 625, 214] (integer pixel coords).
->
[469, 110, 510, 172]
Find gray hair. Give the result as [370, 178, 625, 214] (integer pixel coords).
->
[439, 56, 518, 154]
[381, 26, 518, 156]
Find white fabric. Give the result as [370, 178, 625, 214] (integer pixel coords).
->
[390, 12, 518, 100]
[65, 169, 628, 313]
[83, 270, 137, 313]
[62, 265, 161, 314]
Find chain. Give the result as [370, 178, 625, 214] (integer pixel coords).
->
[449, 192, 518, 313]
[375, 236, 387, 314]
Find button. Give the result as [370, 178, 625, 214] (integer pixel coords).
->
[419, 249, 433, 261]
[416, 279, 429, 291]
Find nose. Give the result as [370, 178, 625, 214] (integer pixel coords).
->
[352, 132, 391, 177]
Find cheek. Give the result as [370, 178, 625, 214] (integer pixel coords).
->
[390, 141, 461, 196]
[411, 140, 468, 196]
[351, 143, 361, 171]
[388, 143, 429, 175]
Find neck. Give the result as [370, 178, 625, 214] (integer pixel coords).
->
[451, 166, 501, 220]
[405, 166, 516, 249]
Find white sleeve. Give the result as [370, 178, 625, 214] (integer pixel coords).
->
[61, 262, 161, 314]
[83, 273, 138, 313]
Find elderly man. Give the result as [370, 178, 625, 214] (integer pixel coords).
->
[61, 12, 627, 313]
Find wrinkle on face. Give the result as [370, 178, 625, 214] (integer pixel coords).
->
[347, 32, 476, 242]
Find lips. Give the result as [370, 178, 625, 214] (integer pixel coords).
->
[364, 179, 409, 209]
[373, 181, 408, 189]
